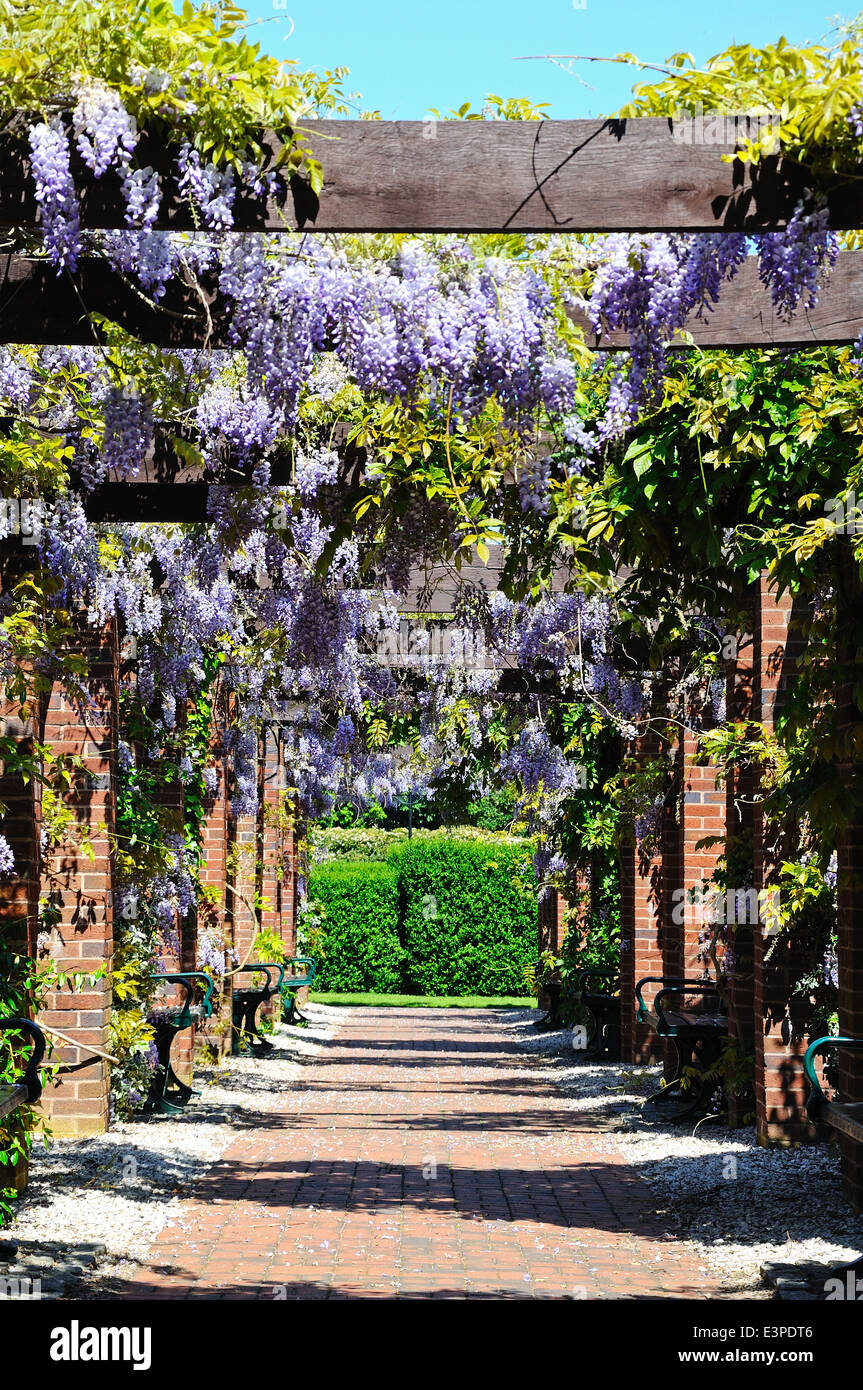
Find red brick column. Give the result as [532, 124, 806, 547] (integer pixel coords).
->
[619, 735, 670, 1064]
[537, 888, 572, 957]
[259, 725, 281, 942]
[677, 729, 725, 977]
[836, 549, 863, 1207]
[229, 805, 258, 967]
[725, 622, 757, 1126]
[38, 622, 118, 1136]
[198, 750, 232, 1058]
[752, 576, 815, 1145]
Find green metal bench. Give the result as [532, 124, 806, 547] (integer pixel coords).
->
[635, 974, 728, 1120]
[573, 967, 621, 1059]
[144, 972, 215, 1115]
[231, 961, 285, 1055]
[804, 1035, 863, 1284]
[280, 956, 317, 1025]
[0, 1018, 44, 1119]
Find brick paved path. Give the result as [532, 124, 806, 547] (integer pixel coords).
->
[130, 1008, 724, 1299]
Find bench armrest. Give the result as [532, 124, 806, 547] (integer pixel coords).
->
[654, 980, 724, 1032]
[283, 956, 317, 987]
[152, 971, 216, 1021]
[234, 963, 274, 992]
[804, 1035, 863, 1117]
[634, 975, 692, 1023]
[236, 961, 288, 994]
[0, 1017, 45, 1102]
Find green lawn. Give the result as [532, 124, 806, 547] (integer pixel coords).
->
[310, 991, 534, 1009]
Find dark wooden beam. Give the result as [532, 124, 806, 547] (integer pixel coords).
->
[3, 250, 863, 350]
[1, 118, 862, 234]
[83, 482, 212, 522]
[569, 251, 863, 349]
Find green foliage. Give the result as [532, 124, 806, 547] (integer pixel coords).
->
[616, 26, 863, 178]
[308, 861, 404, 992]
[254, 926, 287, 965]
[309, 832, 538, 995]
[394, 837, 537, 996]
[317, 787, 516, 832]
[313, 825, 406, 862]
[0, 0, 354, 184]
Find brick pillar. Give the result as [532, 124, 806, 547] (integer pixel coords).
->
[259, 725, 281, 943]
[230, 805, 258, 968]
[198, 749, 232, 1058]
[725, 621, 757, 1126]
[149, 752, 198, 1085]
[619, 735, 669, 1064]
[537, 888, 572, 957]
[752, 576, 815, 1145]
[38, 621, 117, 1136]
[677, 728, 725, 978]
[836, 547, 863, 1207]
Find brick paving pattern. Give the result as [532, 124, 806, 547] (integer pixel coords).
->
[129, 1008, 724, 1299]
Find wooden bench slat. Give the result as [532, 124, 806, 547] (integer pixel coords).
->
[823, 1101, 863, 1143]
[0, 1083, 28, 1120]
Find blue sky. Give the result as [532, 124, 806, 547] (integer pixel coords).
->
[241, 0, 852, 119]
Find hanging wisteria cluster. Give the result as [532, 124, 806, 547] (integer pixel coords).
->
[585, 209, 838, 435]
[1, 66, 850, 1013]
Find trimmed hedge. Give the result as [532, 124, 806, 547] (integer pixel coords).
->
[394, 838, 537, 996]
[309, 832, 538, 996]
[309, 860, 404, 992]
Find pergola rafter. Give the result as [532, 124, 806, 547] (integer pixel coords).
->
[3, 250, 863, 350]
[2, 118, 862, 234]
[4, 113, 863, 1204]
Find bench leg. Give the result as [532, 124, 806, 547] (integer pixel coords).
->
[144, 1027, 198, 1115]
[282, 988, 308, 1025]
[644, 1038, 724, 1121]
[233, 995, 275, 1055]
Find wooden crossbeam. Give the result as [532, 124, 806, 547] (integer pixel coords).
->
[2, 251, 863, 350]
[1, 118, 862, 234]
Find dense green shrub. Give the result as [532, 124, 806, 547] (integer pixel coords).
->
[394, 838, 537, 996]
[309, 830, 538, 995]
[308, 861, 404, 992]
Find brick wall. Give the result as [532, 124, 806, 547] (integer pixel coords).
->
[198, 749, 232, 1059]
[619, 732, 668, 1065]
[752, 577, 817, 1145]
[725, 621, 757, 1126]
[835, 549, 863, 1207]
[37, 621, 118, 1136]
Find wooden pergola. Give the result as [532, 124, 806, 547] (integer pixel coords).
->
[2, 117, 863, 1207]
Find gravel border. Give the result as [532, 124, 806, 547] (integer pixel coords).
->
[3, 1004, 335, 1298]
[7, 1002, 861, 1301]
[502, 1009, 863, 1297]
